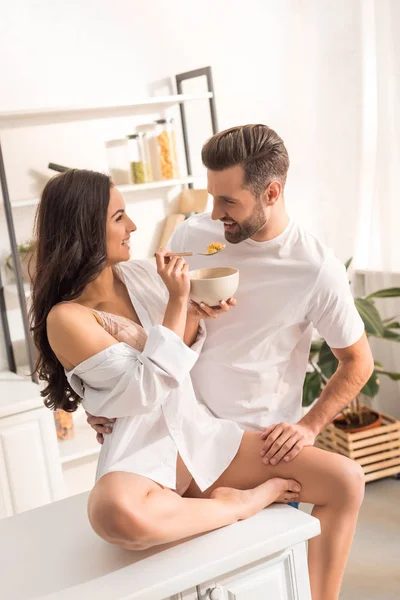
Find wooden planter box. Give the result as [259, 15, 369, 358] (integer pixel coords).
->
[315, 410, 400, 482]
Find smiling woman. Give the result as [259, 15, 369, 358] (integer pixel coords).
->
[31, 169, 115, 411]
[106, 189, 137, 263]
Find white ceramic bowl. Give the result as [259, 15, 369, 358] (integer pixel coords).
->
[189, 267, 239, 306]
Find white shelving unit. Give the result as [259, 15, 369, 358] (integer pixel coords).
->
[4, 283, 30, 299]
[0, 92, 213, 128]
[2, 66, 218, 378]
[10, 175, 204, 209]
[1, 67, 218, 498]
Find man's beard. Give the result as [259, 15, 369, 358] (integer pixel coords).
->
[222, 203, 267, 244]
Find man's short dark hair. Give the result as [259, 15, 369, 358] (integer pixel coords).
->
[201, 124, 290, 196]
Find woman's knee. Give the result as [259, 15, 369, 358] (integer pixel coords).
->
[88, 490, 156, 550]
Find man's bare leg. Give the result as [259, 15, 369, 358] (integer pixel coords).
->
[185, 432, 365, 600]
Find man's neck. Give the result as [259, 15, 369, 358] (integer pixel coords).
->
[250, 207, 290, 243]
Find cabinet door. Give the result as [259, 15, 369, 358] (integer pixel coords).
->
[198, 543, 311, 600]
[168, 588, 198, 600]
[0, 406, 64, 517]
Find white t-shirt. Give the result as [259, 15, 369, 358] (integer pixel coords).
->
[169, 213, 364, 431]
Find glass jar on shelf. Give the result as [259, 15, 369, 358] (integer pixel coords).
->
[155, 118, 179, 180]
[126, 133, 153, 184]
[105, 138, 130, 185]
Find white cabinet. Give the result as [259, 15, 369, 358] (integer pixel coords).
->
[197, 542, 311, 600]
[0, 495, 319, 599]
[168, 589, 198, 600]
[0, 372, 64, 518]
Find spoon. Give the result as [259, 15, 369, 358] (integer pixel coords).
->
[155, 244, 225, 258]
[166, 250, 220, 257]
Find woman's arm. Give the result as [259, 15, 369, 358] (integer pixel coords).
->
[47, 251, 196, 418]
[47, 303, 198, 419]
[156, 250, 189, 340]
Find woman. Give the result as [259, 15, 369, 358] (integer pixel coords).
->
[32, 169, 364, 600]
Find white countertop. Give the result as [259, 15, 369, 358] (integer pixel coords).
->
[0, 370, 42, 418]
[0, 491, 320, 600]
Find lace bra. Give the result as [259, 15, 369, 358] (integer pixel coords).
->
[91, 309, 148, 352]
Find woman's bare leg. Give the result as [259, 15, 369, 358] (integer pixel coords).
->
[87, 470, 300, 551]
[185, 432, 365, 600]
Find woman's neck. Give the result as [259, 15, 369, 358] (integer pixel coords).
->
[76, 265, 119, 305]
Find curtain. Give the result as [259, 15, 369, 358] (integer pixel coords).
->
[354, 0, 400, 418]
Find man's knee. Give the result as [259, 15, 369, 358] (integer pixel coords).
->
[336, 456, 365, 507]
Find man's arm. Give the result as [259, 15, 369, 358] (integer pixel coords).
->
[260, 251, 370, 465]
[300, 333, 373, 435]
[260, 333, 373, 465]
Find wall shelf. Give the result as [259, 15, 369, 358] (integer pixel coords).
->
[0, 66, 218, 379]
[10, 176, 204, 209]
[0, 93, 213, 129]
[118, 175, 203, 193]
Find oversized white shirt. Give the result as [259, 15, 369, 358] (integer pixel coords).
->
[65, 260, 243, 491]
[169, 213, 365, 431]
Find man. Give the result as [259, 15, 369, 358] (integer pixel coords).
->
[88, 124, 373, 469]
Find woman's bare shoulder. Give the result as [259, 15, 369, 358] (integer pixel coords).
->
[47, 301, 93, 330]
[47, 303, 116, 370]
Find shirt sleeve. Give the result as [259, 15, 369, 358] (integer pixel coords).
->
[190, 319, 207, 354]
[66, 325, 199, 417]
[306, 252, 365, 349]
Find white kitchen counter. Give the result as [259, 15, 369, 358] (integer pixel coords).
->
[0, 370, 42, 417]
[0, 491, 320, 600]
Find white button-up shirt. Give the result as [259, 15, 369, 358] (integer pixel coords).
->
[65, 260, 243, 492]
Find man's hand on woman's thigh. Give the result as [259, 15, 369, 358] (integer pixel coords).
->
[260, 422, 316, 465]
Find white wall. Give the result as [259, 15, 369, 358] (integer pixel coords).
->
[0, 0, 365, 369]
[1, 0, 364, 254]
[133, 0, 364, 262]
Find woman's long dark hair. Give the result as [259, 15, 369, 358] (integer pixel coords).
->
[30, 169, 112, 411]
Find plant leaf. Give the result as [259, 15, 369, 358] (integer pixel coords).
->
[382, 329, 400, 341]
[302, 371, 323, 407]
[366, 287, 400, 300]
[318, 342, 339, 378]
[355, 298, 385, 336]
[384, 321, 400, 330]
[361, 371, 380, 397]
[310, 339, 324, 353]
[374, 366, 400, 381]
[345, 257, 353, 271]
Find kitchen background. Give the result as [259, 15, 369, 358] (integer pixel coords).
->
[1, 3, 400, 597]
[2, 0, 399, 418]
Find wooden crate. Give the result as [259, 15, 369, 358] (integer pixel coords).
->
[315, 410, 400, 482]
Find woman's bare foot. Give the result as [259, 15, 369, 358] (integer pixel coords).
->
[210, 478, 301, 520]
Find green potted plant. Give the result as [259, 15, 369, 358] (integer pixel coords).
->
[303, 258, 400, 432]
[303, 260, 400, 481]
[5, 240, 36, 283]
